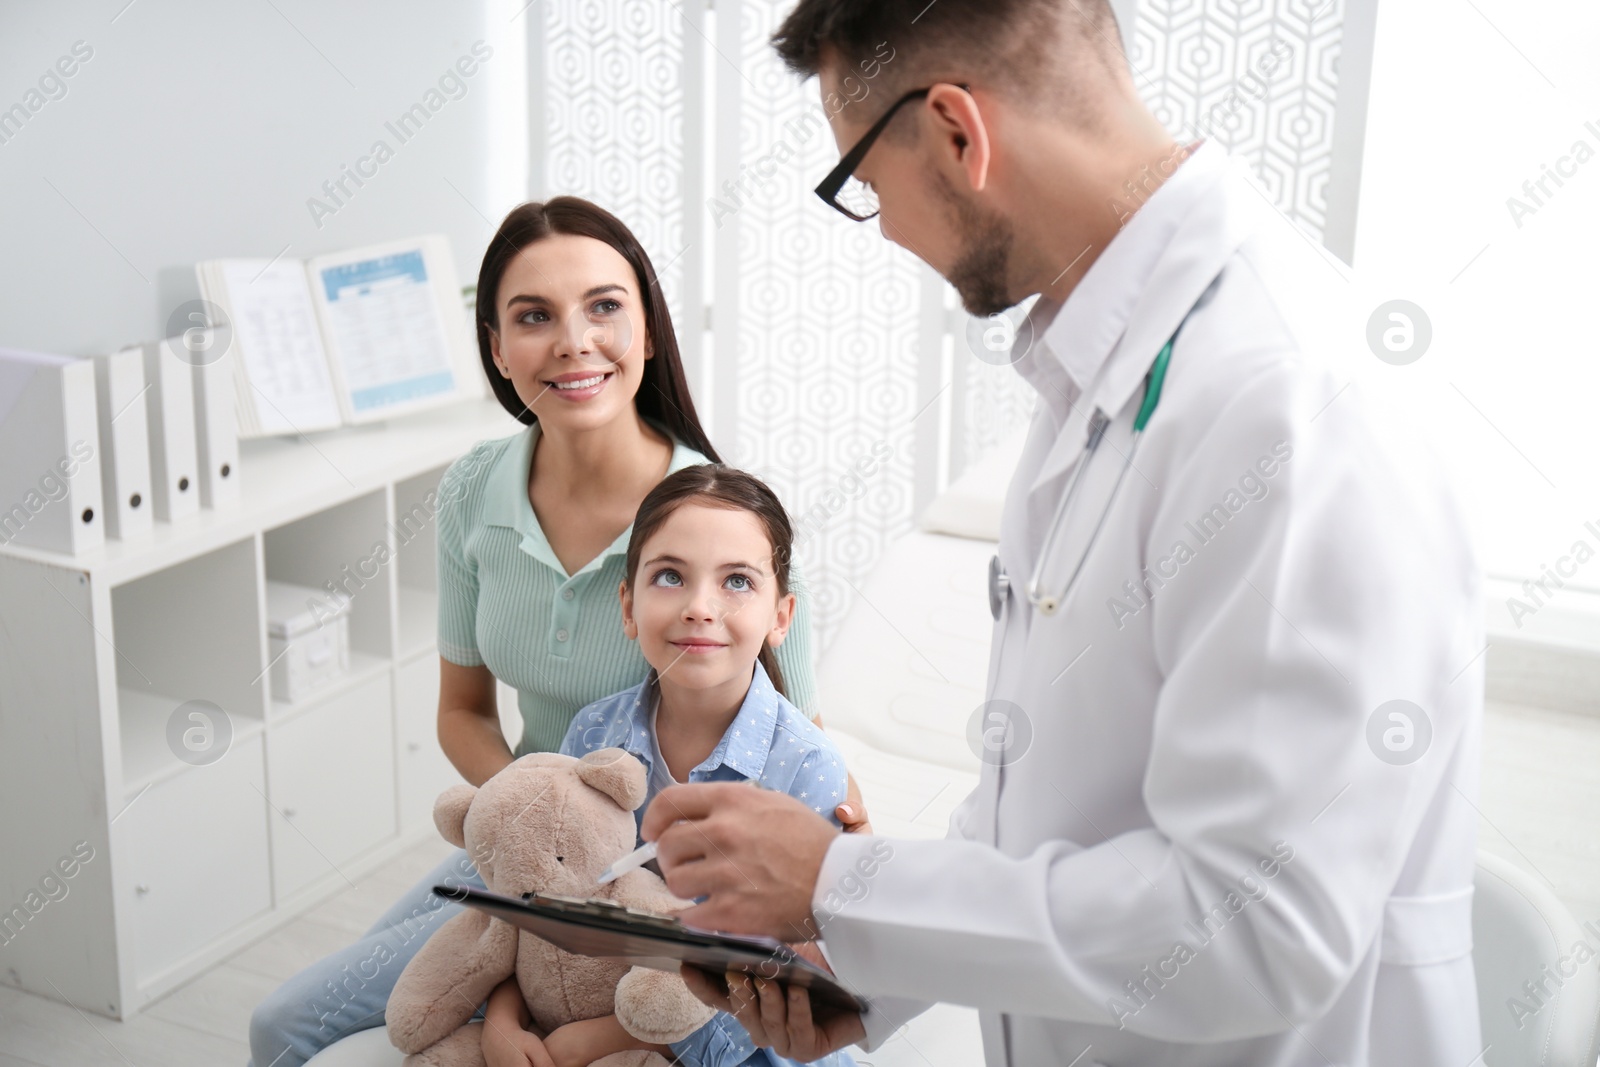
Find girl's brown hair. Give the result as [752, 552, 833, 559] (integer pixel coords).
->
[474, 197, 722, 464]
[623, 465, 796, 700]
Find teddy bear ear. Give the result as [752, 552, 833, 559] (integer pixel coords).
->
[575, 748, 648, 811]
[433, 784, 477, 848]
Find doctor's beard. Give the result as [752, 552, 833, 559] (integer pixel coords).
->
[932, 168, 1016, 318]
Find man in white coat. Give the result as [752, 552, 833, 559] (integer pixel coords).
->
[640, 2, 1485, 1064]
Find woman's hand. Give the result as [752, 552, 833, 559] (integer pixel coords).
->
[541, 1014, 672, 1067]
[836, 771, 872, 833]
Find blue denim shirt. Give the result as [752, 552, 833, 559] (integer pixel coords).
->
[559, 659, 850, 836]
[558, 659, 857, 1067]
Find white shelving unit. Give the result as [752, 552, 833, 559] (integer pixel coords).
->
[0, 395, 528, 1019]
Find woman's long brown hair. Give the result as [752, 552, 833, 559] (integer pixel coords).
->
[474, 197, 722, 464]
[623, 465, 796, 700]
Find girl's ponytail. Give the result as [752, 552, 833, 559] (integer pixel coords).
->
[755, 642, 789, 701]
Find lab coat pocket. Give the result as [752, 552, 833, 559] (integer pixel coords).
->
[1379, 885, 1475, 965]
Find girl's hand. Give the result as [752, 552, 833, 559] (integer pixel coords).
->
[481, 1017, 556, 1067]
[482, 974, 550, 1067]
[542, 1014, 672, 1067]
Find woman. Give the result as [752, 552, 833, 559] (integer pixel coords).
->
[248, 197, 868, 1067]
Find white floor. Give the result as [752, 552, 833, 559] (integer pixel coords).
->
[2, 698, 1597, 1066]
[0, 836, 458, 1067]
[1478, 698, 1600, 922]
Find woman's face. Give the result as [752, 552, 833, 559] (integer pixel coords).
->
[621, 503, 795, 695]
[487, 233, 653, 428]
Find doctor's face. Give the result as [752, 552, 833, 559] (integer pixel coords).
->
[486, 234, 653, 430]
[820, 54, 1019, 318]
[620, 503, 795, 697]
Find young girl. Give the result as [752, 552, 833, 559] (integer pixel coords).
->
[477, 463, 859, 1067]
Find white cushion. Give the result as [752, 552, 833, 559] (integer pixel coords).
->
[1473, 850, 1600, 1067]
[915, 427, 1027, 542]
[304, 1026, 402, 1066]
[300, 998, 986, 1067]
[826, 729, 978, 841]
[815, 530, 996, 774]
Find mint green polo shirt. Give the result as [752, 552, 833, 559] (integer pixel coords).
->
[434, 417, 818, 757]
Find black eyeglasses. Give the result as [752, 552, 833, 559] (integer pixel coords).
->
[814, 82, 972, 221]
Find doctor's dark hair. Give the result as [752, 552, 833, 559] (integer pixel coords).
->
[771, 0, 1125, 132]
[473, 197, 722, 465]
[622, 464, 795, 701]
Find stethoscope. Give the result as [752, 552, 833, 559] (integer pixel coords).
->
[988, 320, 1183, 621]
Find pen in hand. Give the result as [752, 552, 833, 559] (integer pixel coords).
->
[601, 778, 769, 885]
[597, 840, 656, 885]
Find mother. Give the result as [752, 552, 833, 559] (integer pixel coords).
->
[248, 197, 868, 1067]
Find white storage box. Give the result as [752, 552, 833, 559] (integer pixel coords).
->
[266, 580, 351, 703]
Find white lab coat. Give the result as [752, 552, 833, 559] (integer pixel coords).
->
[813, 141, 1485, 1066]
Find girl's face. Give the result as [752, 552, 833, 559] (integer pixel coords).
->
[621, 503, 795, 693]
[487, 233, 653, 428]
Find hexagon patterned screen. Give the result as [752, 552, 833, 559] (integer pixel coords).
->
[1126, 0, 1374, 263]
[532, 0, 703, 390]
[717, 0, 929, 654]
[530, 0, 1375, 655]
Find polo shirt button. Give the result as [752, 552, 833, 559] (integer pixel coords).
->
[561, 587, 574, 600]
[556, 628, 569, 642]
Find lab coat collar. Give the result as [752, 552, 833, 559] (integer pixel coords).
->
[1019, 140, 1226, 405]
[1019, 140, 1261, 499]
[480, 417, 707, 578]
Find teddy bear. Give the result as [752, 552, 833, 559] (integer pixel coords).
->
[386, 748, 717, 1066]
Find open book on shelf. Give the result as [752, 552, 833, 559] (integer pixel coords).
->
[197, 234, 474, 438]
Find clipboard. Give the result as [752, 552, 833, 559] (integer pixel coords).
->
[434, 884, 869, 1013]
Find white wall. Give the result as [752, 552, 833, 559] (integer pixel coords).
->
[10, 0, 1590, 599]
[0, 0, 525, 357]
[1354, 0, 1600, 588]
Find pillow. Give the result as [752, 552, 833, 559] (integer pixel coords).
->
[815, 529, 997, 774]
[915, 426, 1028, 542]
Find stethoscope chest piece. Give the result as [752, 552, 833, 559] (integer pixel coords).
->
[988, 553, 1009, 621]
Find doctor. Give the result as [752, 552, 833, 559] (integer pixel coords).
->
[641, 1, 1485, 1064]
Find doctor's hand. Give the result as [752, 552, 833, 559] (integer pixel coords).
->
[679, 952, 866, 1063]
[641, 781, 836, 941]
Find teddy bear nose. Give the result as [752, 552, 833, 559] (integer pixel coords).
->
[555, 856, 564, 863]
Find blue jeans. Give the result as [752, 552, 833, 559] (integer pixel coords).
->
[247, 847, 487, 1067]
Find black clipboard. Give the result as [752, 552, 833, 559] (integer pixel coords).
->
[434, 884, 869, 1013]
